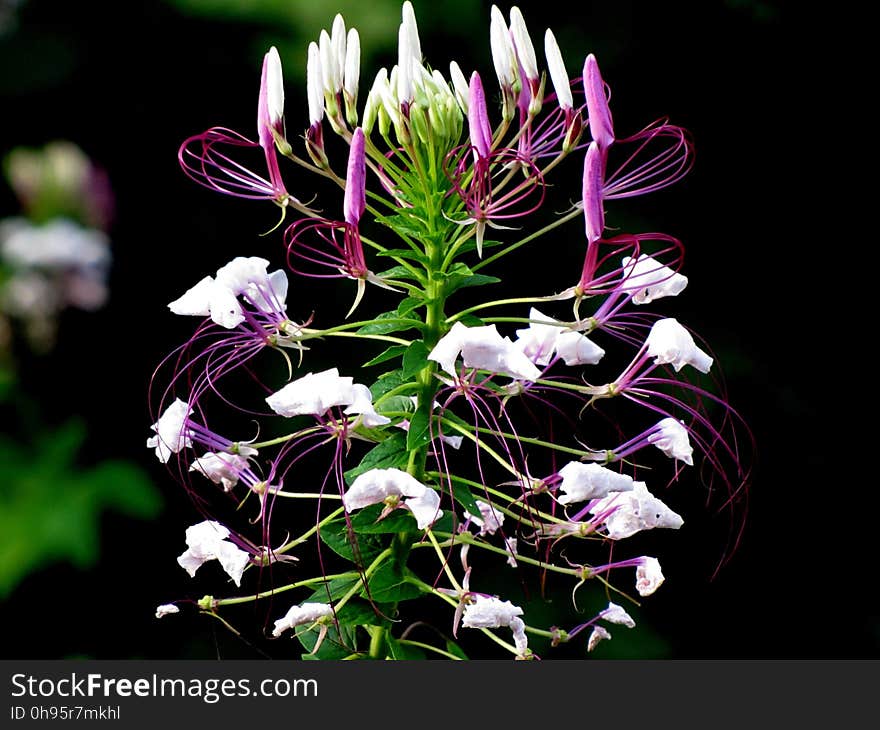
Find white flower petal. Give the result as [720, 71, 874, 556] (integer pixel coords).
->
[589, 481, 683, 539]
[647, 418, 694, 465]
[600, 602, 636, 628]
[465, 499, 505, 535]
[189, 451, 251, 491]
[266, 368, 355, 418]
[272, 602, 333, 637]
[461, 595, 523, 629]
[147, 398, 192, 463]
[168, 276, 215, 317]
[554, 330, 605, 366]
[646, 318, 713, 374]
[343, 383, 391, 427]
[636, 557, 665, 596]
[557, 462, 634, 505]
[155, 604, 180, 619]
[621, 254, 688, 305]
[587, 625, 611, 652]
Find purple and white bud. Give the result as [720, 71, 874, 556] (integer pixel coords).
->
[645, 318, 713, 373]
[544, 29, 572, 110]
[343, 28, 361, 125]
[344, 128, 366, 226]
[468, 72, 492, 160]
[489, 5, 518, 90]
[584, 53, 614, 149]
[258, 46, 285, 151]
[401, 1, 422, 64]
[190, 451, 253, 492]
[509, 7, 538, 85]
[330, 14, 347, 92]
[307, 42, 324, 127]
[582, 141, 606, 243]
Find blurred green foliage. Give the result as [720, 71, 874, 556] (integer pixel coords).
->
[0, 420, 161, 598]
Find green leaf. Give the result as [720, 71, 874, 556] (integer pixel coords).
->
[451, 482, 480, 517]
[297, 622, 357, 660]
[456, 313, 486, 327]
[376, 248, 429, 265]
[350, 503, 418, 534]
[306, 576, 362, 602]
[445, 640, 469, 659]
[406, 402, 432, 450]
[356, 311, 422, 336]
[363, 344, 408, 367]
[401, 340, 430, 378]
[374, 265, 423, 283]
[361, 563, 423, 603]
[343, 432, 408, 484]
[443, 263, 501, 296]
[334, 599, 391, 628]
[375, 395, 415, 417]
[319, 519, 388, 564]
[387, 635, 426, 660]
[369, 369, 411, 401]
[396, 296, 424, 316]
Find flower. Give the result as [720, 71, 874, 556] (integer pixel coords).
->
[589, 481, 684, 540]
[587, 625, 611, 652]
[265, 367, 389, 426]
[635, 556, 665, 596]
[621, 253, 688, 304]
[272, 602, 333, 637]
[556, 462, 634, 505]
[461, 595, 528, 656]
[343, 467, 442, 529]
[645, 318, 713, 373]
[647, 418, 694, 465]
[176, 520, 250, 587]
[514, 307, 605, 367]
[147, 398, 192, 463]
[189, 451, 255, 492]
[429, 321, 542, 381]
[600, 602, 636, 628]
[168, 256, 289, 329]
[465, 500, 505, 535]
[155, 604, 179, 619]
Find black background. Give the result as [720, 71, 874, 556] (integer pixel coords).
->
[1, 0, 870, 660]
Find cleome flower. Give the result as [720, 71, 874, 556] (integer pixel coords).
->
[342, 467, 442, 530]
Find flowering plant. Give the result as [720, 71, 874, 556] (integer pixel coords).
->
[150, 2, 749, 659]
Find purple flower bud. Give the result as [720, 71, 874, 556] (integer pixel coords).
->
[468, 72, 492, 160]
[582, 141, 606, 243]
[344, 128, 366, 225]
[583, 54, 614, 149]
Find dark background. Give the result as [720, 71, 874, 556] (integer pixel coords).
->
[2, 0, 869, 659]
